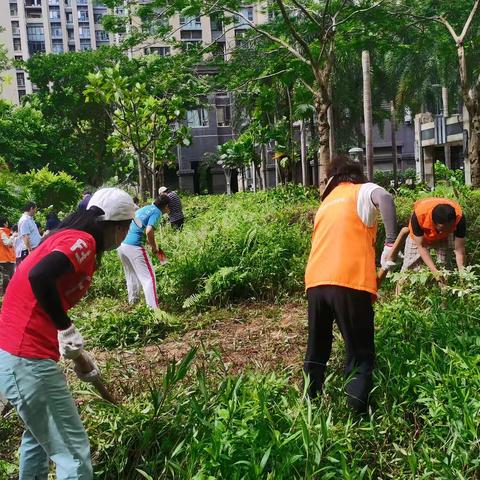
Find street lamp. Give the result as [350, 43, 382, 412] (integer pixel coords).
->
[217, 159, 232, 195]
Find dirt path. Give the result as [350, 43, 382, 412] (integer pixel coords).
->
[87, 300, 309, 398]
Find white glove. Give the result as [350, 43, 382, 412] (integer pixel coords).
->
[58, 325, 84, 359]
[73, 354, 101, 383]
[380, 244, 396, 271]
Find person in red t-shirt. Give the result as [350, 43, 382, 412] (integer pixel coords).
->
[0, 188, 140, 480]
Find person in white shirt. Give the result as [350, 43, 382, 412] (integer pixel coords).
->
[17, 202, 42, 264]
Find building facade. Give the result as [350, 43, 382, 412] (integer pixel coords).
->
[0, 0, 112, 103]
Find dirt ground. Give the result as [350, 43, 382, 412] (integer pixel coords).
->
[86, 300, 311, 400]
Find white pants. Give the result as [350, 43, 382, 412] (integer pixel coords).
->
[117, 243, 158, 309]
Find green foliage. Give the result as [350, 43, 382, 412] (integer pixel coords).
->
[80, 272, 479, 478]
[0, 166, 80, 222]
[22, 166, 81, 211]
[89, 188, 317, 311]
[72, 299, 177, 349]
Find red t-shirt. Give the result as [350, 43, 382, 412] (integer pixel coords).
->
[0, 229, 97, 361]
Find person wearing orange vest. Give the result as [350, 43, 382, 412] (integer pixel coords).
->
[304, 156, 398, 413]
[401, 198, 466, 280]
[0, 218, 17, 296]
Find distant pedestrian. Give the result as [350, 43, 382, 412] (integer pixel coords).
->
[17, 202, 42, 264]
[0, 218, 16, 296]
[159, 186, 184, 230]
[117, 194, 170, 308]
[45, 211, 61, 236]
[77, 191, 92, 211]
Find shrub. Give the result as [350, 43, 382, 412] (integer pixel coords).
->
[22, 166, 82, 212]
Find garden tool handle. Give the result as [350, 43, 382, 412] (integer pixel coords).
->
[74, 352, 118, 405]
[377, 227, 410, 287]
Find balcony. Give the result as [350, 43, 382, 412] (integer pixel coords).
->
[25, 0, 42, 7]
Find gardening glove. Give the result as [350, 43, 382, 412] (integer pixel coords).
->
[73, 353, 101, 383]
[58, 324, 84, 360]
[380, 244, 396, 270]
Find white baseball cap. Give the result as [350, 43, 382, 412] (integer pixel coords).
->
[158, 186, 168, 194]
[87, 188, 142, 227]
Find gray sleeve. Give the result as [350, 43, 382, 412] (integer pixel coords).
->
[371, 188, 397, 244]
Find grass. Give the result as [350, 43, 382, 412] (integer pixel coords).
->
[2, 186, 479, 479]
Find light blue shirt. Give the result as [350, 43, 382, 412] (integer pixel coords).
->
[123, 204, 162, 247]
[18, 213, 42, 250]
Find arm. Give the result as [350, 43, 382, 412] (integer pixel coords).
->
[145, 225, 158, 254]
[413, 234, 440, 276]
[1, 232, 14, 247]
[371, 188, 397, 243]
[454, 237, 466, 269]
[28, 251, 74, 330]
[23, 234, 32, 251]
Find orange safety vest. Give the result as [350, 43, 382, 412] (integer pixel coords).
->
[409, 197, 462, 244]
[0, 227, 15, 263]
[305, 183, 378, 296]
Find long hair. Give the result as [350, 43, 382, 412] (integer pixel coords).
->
[321, 155, 366, 201]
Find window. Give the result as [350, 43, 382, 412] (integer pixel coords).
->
[77, 0, 88, 4]
[94, 13, 103, 23]
[27, 24, 44, 41]
[52, 40, 64, 52]
[49, 8, 60, 20]
[27, 11, 42, 18]
[51, 23, 62, 37]
[235, 6, 253, 27]
[14, 55, 23, 61]
[48, 0, 59, 5]
[144, 46, 171, 56]
[18, 89, 26, 101]
[66, 12, 73, 23]
[77, 9, 89, 21]
[79, 27, 90, 38]
[210, 14, 223, 31]
[11, 21, 20, 36]
[10, 3, 18, 16]
[68, 44, 76, 51]
[180, 16, 202, 29]
[80, 39, 91, 50]
[180, 30, 202, 41]
[187, 108, 209, 128]
[216, 105, 231, 126]
[25, 0, 42, 6]
[16, 72, 25, 87]
[95, 30, 109, 42]
[13, 38, 22, 51]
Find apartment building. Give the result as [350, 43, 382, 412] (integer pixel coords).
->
[0, 0, 112, 103]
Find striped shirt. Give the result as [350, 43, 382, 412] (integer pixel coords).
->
[167, 191, 184, 223]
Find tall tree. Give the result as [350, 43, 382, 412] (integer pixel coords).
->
[105, 0, 385, 185]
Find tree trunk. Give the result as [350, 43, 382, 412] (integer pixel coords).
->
[151, 154, 157, 199]
[300, 120, 308, 186]
[362, 50, 374, 181]
[158, 165, 165, 191]
[468, 105, 480, 186]
[327, 81, 335, 161]
[260, 145, 267, 190]
[390, 101, 398, 186]
[315, 96, 330, 187]
[137, 153, 147, 200]
[251, 162, 257, 192]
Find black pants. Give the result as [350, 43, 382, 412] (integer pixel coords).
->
[304, 285, 375, 412]
[171, 218, 184, 230]
[0, 263, 14, 296]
